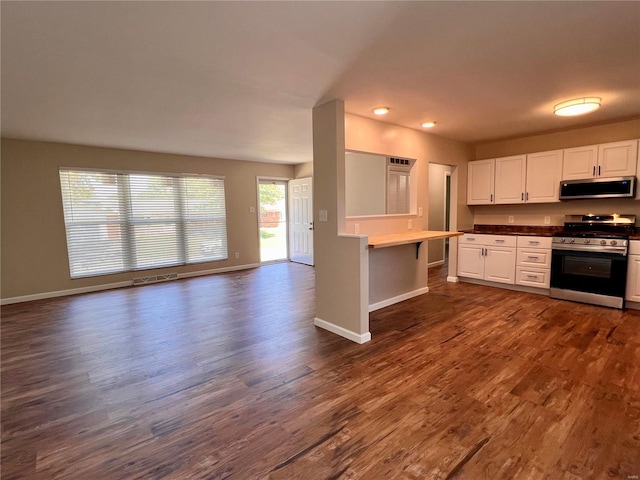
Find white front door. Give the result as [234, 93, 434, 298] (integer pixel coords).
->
[288, 177, 314, 266]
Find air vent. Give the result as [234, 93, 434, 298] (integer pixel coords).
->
[133, 273, 178, 286]
[387, 156, 416, 170]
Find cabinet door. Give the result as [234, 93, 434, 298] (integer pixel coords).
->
[484, 246, 516, 284]
[458, 244, 484, 279]
[526, 150, 563, 203]
[495, 155, 526, 204]
[626, 255, 640, 302]
[467, 159, 495, 205]
[562, 145, 597, 180]
[598, 140, 638, 177]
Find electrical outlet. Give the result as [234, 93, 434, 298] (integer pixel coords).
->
[319, 210, 328, 222]
[544, 216, 551, 225]
[508, 216, 514, 224]
[249, 206, 255, 213]
[418, 207, 423, 217]
[408, 219, 413, 229]
[354, 223, 360, 234]
[234, 252, 239, 259]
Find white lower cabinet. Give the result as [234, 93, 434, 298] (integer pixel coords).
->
[515, 236, 552, 289]
[458, 234, 516, 285]
[626, 241, 640, 303]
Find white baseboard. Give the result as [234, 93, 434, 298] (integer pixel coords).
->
[1, 263, 262, 305]
[368, 286, 429, 312]
[1, 281, 132, 305]
[447, 276, 459, 283]
[178, 263, 260, 279]
[459, 277, 549, 296]
[314, 317, 371, 344]
[428, 260, 445, 268]
[626, 300, 640, 311]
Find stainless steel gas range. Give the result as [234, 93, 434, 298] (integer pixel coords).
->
[550, 214, 635, 309]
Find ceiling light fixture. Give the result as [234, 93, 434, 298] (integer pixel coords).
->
[372, 107, 390, 115]
[421, 121, 436, 128]
[554, 97, 601, 117]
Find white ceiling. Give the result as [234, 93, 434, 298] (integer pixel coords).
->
[2, 1, 639, 164]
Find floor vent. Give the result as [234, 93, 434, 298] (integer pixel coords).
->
[133, 273, 178, 286]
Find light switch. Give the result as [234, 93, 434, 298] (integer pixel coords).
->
[354, 223, 360, 234]
[544, 216, 551, 225]
[319, 210, 328, 222]
[249, 206, 255, 213]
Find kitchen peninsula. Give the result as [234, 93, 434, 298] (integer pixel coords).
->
[367, 230, 463, 313]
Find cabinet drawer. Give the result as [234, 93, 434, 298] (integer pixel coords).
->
[516, 236, 552, 249]
[516, 267, 550, 288]
[516, 248, 551, 268]
[484, 235, 517, 247]
[630, 241, 640, 255]
[461, 234, 517, 247]
[460, 234, 490, 244]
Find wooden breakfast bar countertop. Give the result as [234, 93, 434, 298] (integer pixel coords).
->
[367, 230, 463, 249]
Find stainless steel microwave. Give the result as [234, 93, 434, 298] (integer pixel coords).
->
[559, 176, 636, 200]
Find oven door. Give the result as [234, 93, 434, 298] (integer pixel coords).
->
[550, 248, 628, 306]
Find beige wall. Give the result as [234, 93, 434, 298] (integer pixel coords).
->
[344, 113, 474, 236]
[475, 118, 640, 160]
[294, 162, 313, 178]
[1, 138, 295, 300]
[471, 118, 640, 226]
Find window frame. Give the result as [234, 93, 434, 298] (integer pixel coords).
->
[59, 168, 228, 278]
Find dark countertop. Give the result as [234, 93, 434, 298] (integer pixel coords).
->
[461, 224, 640, 240]
[460, 225, 563, 237]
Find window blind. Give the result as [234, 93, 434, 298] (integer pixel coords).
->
[59, 169, 227, 278]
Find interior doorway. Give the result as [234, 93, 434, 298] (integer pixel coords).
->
[428, 163, 453, 267]
[258, 179, 288, 263]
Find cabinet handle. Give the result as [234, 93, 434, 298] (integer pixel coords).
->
[490, 194, 493, 202]
[529, 241, 539, 245]
[526, 192, 529, 201]
[467, 237, 475, 241]
[495, 239, 505, 243]
[598, 165, 601, 176]
[593, 166, 596, 177]
[521, 192, 524, 201]
[527, 256, 540, 260]
[526, 274, 538, 279]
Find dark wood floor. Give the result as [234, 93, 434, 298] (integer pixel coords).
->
[2, 263, 639, 479]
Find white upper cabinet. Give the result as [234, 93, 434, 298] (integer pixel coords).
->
[562, 145, 598, 180]
[562, 140, 638, 180]
[598, 140, 638, 177]
[495, 155, 526, 204]
[525, 150, 563, 203]
[467, 159, 495, 205]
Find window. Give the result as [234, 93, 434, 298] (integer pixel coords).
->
[59, 169, 227, 278]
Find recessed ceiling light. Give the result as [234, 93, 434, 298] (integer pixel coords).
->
[421, 121, 436, 128]
[554, 97, 601, 116]
[372, 107, 390, 115]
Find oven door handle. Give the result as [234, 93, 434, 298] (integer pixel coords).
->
[552, 244, 627, 255]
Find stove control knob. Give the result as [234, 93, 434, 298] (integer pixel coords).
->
[560, 238, 566, 243]
[584, 238, 591, 244]
[569, 238, 575, 244]
[611, 240, 617, 246]
[600, 239, 607, 246]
